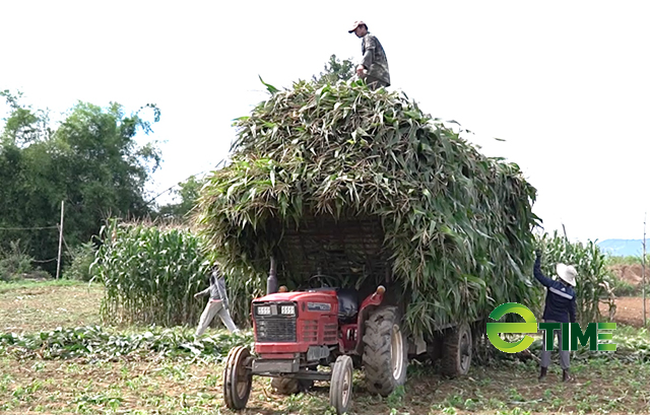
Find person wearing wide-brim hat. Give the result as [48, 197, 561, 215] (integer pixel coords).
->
[348, 20, 390, 91]
[533, 250, 577, 382]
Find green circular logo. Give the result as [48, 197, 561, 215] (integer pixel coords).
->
[487, 302, 538, 353]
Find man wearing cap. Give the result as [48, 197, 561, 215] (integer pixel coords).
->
[533, 250, 577, 382]
[348, 21, 390, 90]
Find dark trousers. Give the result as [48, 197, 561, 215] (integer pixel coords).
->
[540, 319, 570, 370]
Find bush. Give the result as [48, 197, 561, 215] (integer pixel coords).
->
[63, 242, 97, 281]
[0, 240, 39, 281]
[611, 279, 639, 297]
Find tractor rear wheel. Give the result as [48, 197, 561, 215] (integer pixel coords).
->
[223, 346, 252, 410]
[329, 355, 353, 415]
[362, 306, 408, 396]
[441, 322, 472, 377]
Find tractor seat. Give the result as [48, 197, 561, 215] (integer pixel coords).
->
[336, 288, 359, 321]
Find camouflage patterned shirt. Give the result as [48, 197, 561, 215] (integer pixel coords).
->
[361, 33, 390, 86]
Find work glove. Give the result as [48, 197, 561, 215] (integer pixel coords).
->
[534, 248, 542, 259]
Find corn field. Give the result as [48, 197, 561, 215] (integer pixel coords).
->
[92, 220, 210, 327]
[537, 232, 615, 325]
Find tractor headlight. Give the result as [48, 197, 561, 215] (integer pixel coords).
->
[280, 305, 296, 315]
[256, 306, 272, 316]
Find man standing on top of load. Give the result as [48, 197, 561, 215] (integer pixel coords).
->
[348, 20, 390, 91]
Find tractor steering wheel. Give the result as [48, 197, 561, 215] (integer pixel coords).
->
[307, 274, 338, 289]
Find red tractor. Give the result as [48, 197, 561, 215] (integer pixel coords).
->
[223, 258, 408, 414]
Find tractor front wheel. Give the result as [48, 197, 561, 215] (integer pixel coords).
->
[223, 346, 253, 410]
[329, 355, 353, 415]
[362, 306, 408, 396]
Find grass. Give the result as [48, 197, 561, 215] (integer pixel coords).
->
[1, 279, 650, 414]
[0, 279, 104, 333]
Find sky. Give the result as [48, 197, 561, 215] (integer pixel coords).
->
[1, 0, 648, 242]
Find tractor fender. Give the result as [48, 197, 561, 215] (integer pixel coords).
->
[354, 286, 385, 355]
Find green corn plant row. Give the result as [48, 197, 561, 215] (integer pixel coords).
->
[537, 231, 615, 325]
[92, 220, 210, 327]
[195, 79, 541, 336]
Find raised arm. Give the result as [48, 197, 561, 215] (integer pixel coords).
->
[533, 253, 555, 287]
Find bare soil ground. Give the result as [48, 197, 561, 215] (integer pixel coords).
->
[609, 264, 646, 287]
[600, 296, 650, 328]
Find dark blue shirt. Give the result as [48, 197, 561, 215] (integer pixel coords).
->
[534, 256, 576, 323]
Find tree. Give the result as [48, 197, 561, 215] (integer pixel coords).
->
[0, 92, 162, 274]
[157, 175, 205, 221]
[313, 54, 356, 85]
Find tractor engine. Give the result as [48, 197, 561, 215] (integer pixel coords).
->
[252, 290, 340, 360]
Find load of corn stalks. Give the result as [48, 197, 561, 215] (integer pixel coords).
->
[196, 79, 540, 336]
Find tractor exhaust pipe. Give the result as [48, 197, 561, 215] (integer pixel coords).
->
[267, 256, 278, 295]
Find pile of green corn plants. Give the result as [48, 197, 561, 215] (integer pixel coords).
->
[0, 325, 252, 361]
[93, 220, 210, 326]
[196, 79, 540, 336]
[537, 232, 615, 325]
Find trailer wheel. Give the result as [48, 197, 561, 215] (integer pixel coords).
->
[441, 322, 472, 377]
[362, 306, 408, 396]
[330, 355, 353, 415]
[223, 346, 252, 410]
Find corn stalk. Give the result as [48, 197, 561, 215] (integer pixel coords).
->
[538, 232, 615, 325]
[92, 219, 210, 327]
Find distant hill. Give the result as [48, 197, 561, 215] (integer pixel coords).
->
[598, 239, 647, 257]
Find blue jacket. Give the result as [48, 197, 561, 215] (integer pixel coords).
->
[534, 256, 576, 323]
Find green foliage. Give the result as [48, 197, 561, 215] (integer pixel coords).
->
[0, 325, 252, 361]
[0, 241, 36, 281]
[63, 242, 96, 281]
[611, 278, 639, 297]
[313, 54, 356, 86]
[157, 175, 205, 221]
[195, 79, 540, 336]
[0, 92, 161, 274]
[607, 255, 643, 265]
[93, 220, 211, 326]
[537, 232, 615, 324]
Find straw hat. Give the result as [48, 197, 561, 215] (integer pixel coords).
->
[556, 263, 577, 287]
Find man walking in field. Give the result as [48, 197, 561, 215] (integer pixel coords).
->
[348, 20, 390, 90]
[534, 249, 577, 382]
[194, 266, 239, 336]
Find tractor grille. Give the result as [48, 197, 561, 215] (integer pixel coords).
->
[301, 320, 318, 343]
[255, 316, 297, 343]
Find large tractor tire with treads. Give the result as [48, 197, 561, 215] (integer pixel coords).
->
[441, 322, 472, 377]
[362, 306, 408, 396]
